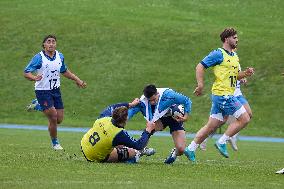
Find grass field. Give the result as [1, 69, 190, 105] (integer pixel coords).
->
[0, 1, 284, 188]
[0, 0, 284, 137]
[0, 128, 283, 189]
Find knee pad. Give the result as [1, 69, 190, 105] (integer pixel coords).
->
[116, 147, 129, 162]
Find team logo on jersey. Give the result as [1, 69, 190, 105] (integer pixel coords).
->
[232, 66, 238, 70]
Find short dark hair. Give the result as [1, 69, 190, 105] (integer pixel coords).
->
[220, 28, 237, 43]
[42, 35, 57, 48]
[112, 106, 128, 127]
[143, 84, 157, 98]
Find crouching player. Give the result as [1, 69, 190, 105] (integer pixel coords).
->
[81, 106, 155, 163]
[128, 84, 192, 164]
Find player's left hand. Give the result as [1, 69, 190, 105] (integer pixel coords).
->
[244, 67, 255, 77]
[174, 114, 189, 122]
[193, 86, 203, 96]
[76, 80, 87, 88]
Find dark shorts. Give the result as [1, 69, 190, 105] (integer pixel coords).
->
[160, 116, 185, 133]
[35, 88, 64, 111]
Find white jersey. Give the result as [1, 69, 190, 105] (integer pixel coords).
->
[139, 88, 170, 122]
[35, 50, 62, 90]
[234, 65, 243, 97]
[234, 80, 242, 96]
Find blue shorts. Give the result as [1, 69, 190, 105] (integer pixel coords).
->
[210, 94, 245, 121]
[160, 116, 184, 134]
[35, 88, 64, 111]
[236, 95, 248, 105]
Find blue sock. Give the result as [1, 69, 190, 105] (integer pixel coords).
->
[51, 138, 59, 146]
[125, 157, 137, 164]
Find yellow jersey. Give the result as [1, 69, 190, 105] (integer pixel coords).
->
[212, 48, 240, 95]
[81, 117, 123, 162]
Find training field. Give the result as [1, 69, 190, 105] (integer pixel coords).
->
[1, 0, 284, 188]
[0, 128, 283, 189]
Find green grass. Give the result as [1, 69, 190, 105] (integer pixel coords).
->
[0, 128, 283, 189]
[0, 0, 284, 137]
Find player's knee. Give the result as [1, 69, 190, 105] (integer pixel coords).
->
[248, 112, 253, 119]
[116, 146, 130, 162]
[242, 113, 251, 125]
[57, 118, 63, 124]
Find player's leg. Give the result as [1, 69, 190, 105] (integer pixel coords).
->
[185, 95, 225, 162]
[216, 96, 250, 157]
[36, 90, 63, 150]
[106, 146, 140, 163]
[224, 111, 250, 137]
[138, 120, 165, 157]
[26, 98, 42, 112]
[227, 96, 252, 151]
[162, 117, 186, 164]
[184, 117, 223, 162]
[199, 137, 208, 151]
[226, 115, 238, 151]
[43, 108, 63, 150]
[56, 109, 64, 124]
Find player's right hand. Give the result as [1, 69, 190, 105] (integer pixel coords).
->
[129, 98, 140, 108]
[145, 121, 155, 134]
[193, 85, 203, 96]
[34, 75, 42, 81]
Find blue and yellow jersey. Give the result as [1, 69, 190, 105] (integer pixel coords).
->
[81, 117, 123, 162]
[201, 48, 240, 96]
[81, 116, 152, 162]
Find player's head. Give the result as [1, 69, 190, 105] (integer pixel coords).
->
[112, 106, 128, 128]
[143, 84, 159, 105]
[42, 35, 57, 51]
[220, 27, 238, 49]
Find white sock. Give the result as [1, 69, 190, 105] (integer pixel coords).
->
[218, 134, 230, 144]
[188, 141, 199, 151]
[231, 132, 239, 139]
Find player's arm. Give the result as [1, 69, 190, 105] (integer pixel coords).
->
[23, 54, 42, 81]
[128, 98, 140, 108]
[194, 63, 206, 96]
[112, 99, 140, 111]
[194, 49, 223, 96]
[112, 122, 155, 150]
[166, 90, 192, 122]
[62, 70, 86, 88]
[127, 102, 144, 120]
[237, 67, 255, 80]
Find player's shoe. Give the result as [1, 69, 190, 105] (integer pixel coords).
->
[52, 144, 64, 150]
[140, 147, 156, 156]
[199, 140, 207, 151]
[228, 136, 238, 151]
[164, 148, 177, 164]
[184, 147, 196, 162]
[276, 168, 284, 174]
[26, 99, 42, 112]
[214, 142, 229, 158]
